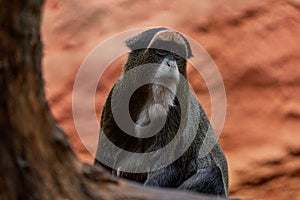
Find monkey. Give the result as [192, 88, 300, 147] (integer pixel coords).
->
[94, 27, 228, 197]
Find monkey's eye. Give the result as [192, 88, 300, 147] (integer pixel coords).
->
[155, 49, 168, 57]
[173, 53, 181, 60]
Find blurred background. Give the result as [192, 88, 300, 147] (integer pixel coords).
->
[41, 0, 300, 199]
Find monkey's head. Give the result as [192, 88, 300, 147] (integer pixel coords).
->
[124, 28, 193, 82]
[123, 28, 193, 120]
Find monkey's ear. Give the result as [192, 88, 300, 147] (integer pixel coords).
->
[125, 27, 168, 51]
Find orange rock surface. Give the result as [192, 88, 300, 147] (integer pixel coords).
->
[42, 0, 300, 199]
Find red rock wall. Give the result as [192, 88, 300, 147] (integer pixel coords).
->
[42, 0, 300, 199]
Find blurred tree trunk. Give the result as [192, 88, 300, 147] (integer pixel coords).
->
[0, 0, 222, 199]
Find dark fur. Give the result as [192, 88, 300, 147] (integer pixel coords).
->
[94, 28, 228, 197]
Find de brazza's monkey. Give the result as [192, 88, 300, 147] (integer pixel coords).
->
[94, 27, 228, 197]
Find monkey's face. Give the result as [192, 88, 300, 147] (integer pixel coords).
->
[125, 28, 192, 78]
[152, 48, 181, 89]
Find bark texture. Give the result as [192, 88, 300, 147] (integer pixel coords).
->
[0, 1, 223, 199]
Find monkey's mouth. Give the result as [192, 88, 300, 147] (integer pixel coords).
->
[165, 76, 179, 83]
[156, 75, 179, 83]
[154, 65, 180, 85]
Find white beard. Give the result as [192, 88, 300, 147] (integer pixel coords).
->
[134, 62, 180, 138]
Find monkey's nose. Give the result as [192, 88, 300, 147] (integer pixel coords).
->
[167, 60, 176, 68]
